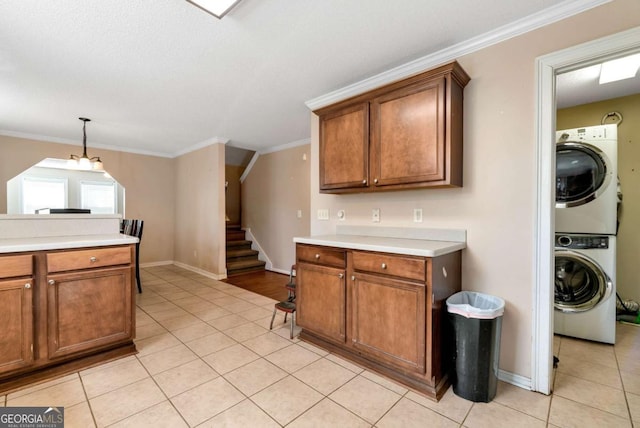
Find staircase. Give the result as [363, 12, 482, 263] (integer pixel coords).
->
[226, 225, 266, 276]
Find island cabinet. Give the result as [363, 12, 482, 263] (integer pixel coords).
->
[0, 245, 136, 393]
[46, 246, 134, 359]
[317, 61, 469, 194]
[296, 243, 461, 400]
[0, 255, 35, 375]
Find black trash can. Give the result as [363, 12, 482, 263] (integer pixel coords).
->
[446, 291, 505, 402]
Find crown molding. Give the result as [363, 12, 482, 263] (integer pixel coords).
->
[172, 136, 230, 157]
[305, 0, 611, 111]
[0, 129, 175, 158]
[259, 137, 310, 155]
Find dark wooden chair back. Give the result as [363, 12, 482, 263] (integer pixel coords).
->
[121, 219, 144, 293]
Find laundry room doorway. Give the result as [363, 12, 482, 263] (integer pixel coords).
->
[533, 27, 640, 395]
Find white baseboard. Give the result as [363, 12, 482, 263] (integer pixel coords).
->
[139, 260, 174, 268]
[268, 267, 291, 276]
[243, 227, 273, 270]
[171, 261, 227, 280]
[498, 369, 533, 391]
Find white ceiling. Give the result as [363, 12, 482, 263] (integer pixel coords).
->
[0, 0, 621, 158]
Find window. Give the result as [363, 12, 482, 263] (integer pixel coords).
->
[81, 181, 117, 214]
[22, 177, 67, 214]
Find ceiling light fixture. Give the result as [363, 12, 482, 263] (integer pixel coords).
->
[599, 53, 640, 84]
[186, 0, 241, 19]
[68, 117, 103, 171]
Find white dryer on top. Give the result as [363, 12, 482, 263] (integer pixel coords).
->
[556, 124, 618, 235]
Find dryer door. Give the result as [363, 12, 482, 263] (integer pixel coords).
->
[554, 250, 612, 312]
[556, 142, 611, 208]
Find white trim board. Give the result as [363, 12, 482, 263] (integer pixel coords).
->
[533, 26, 640, 395]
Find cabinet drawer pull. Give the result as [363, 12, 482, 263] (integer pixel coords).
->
[89, 256, 98, 263]
[362, 179, 367, 185]
[381, 263, 387, 269]
[374, 178, 379, 184]
[338, 273, 344, 279]
[315, 254, 320, 260]
[351, 275, 355, 281]
[24, 283, 31, 289]
[48, 279, 55, 286]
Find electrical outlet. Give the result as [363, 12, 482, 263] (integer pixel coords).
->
[372, 208, 380, 222]
[413, 208, 423, 223]
[317, 209, 329, 220]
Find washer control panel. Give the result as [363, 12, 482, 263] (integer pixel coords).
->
[555, 234, 609, 249]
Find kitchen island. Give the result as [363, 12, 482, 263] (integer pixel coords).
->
[0, 214, 138, 393]
[294, 226, 465, 400]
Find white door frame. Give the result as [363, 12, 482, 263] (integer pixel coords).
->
[533, 26, 640, 394]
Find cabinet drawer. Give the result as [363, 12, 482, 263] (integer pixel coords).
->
[47, 246, 131, 273]
[352, 251, 425, 282]
[297, 245, 345, 268]
[0, 255, 33, 279]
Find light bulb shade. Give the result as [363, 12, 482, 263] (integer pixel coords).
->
[186, 0, 241, 18]
[92, 158, 104, 171]
[78, 157, 91, 169]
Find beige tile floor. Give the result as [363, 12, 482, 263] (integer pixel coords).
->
[2, 264, 640, 427]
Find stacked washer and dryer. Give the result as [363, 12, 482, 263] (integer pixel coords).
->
[554, 124, 618, 344]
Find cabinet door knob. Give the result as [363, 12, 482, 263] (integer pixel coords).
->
[315, 254, 320, 259]
[381, 263, 387, 269]
[48, 279, 55, 286]
[362, 179, 367, 185]
[374, 178, 379, 184]
[338, 273, 344, 279]
[24, 283, 31, 289]
[351, 275, 355, 281]
[90, 256, 97, 262]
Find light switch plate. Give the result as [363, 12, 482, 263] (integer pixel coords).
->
[317, 209, 329, 220]
[414, 208, 423, 223]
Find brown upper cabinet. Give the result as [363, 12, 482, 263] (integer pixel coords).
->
[316, 61, 470, 193]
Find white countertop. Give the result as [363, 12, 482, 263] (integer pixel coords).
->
[293, 234, 465, 257]
[0, 234, 138, 253]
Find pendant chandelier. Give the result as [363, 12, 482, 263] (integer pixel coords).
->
[68, 117, 103, 171]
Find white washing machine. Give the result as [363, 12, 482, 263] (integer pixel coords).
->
[556, 124, 617, 234]
[554, 233, 616, 344]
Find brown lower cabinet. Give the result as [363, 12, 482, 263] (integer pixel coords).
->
[296, 243, 461, 401]
[0, 245, 136, 393]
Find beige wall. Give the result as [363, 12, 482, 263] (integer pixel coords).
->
[0, 135, 175, 264]
[174, 143, 226, 276]
[242, 145, 311, 272]
[310, 0, 640, 379]
[557, 93, 640, 302]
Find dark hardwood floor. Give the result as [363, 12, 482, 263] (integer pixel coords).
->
[223, 270, 289, 302]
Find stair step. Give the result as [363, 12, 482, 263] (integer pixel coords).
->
[227, 259, 266, 276]
[227, 248, 259, 259]
[226, 240, 252, 249]
[226, 230, 246, 241]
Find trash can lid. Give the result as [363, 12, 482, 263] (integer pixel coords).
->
[446, 291, 505, 319]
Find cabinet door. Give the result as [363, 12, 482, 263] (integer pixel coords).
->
[0, 279, 34, 374]
[47, 266, 133, 359]
[297, 262, 346, 344]
[319, 103, 369, 191]
[350, 272, 426, 374]
[370, 77, 446, 187]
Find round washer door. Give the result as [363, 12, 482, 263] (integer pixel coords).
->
[556, 142, 611, 208]
[554, 250, 612, 313]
